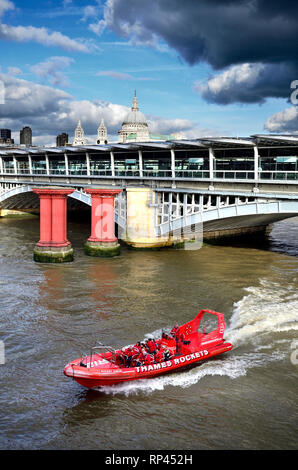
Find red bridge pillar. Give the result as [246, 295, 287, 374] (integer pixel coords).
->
[33, 188, 74, 262]
[84, 188, 122, 257]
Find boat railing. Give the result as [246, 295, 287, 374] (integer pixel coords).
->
[91, 342, 117, 364]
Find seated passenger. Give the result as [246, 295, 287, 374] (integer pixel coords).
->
[147, 338, 158, 354]
[123, 346, 132, 355]
[135, 350, 144, 366]
[117, 351, 126, 366]
[123, 346, 133, 367]
[154, 349, 164, 363]
[144, 353, 154, 365]
[170, 324, 179, 337]
[133, 342, 142, 353]
[163, 348, 172, 361]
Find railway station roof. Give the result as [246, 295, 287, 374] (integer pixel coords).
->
[252, 134, 298, 146]
[199, 137, 255, 147]
[2, 134, 298, 156]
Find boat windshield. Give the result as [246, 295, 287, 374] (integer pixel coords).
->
[197, 312, 219, 334]
[90, 342, 117, 364]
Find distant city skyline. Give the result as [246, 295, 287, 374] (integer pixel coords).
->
[0, 0, 297, 147]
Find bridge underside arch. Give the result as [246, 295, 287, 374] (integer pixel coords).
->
[202, 213, 297, 237]
[0, 187, 92, 213]
[0, 191, 40, 211]
[0, 187, 128, 232]
[158, 200, 298, 238]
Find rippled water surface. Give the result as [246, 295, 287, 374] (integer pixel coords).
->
[0, 215, 297, 450]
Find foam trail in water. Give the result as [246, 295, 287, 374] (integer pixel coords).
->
[98, 279, 296, 395]
[226, 279, 298, 347]
[97, 349, 285, 396]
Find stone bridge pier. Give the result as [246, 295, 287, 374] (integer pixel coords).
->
[33, 188, 75, 263]
[32, 187, 122, 262]
[124, 188, 173, 249]
[84, 188, 122, 257]
[119, 187, 298, 249]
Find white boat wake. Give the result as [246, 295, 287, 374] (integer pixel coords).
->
[98, 278, 297, 396]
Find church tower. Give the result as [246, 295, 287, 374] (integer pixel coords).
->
[73, 119, 86, 145]
[97, 117, 108, 144]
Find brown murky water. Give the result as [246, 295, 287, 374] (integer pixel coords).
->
[0, 215, 297, 450]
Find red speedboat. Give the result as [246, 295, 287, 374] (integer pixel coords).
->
[64, 309, 233, 389]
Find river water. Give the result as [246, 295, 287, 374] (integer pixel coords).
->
[0, 214, 297, 450]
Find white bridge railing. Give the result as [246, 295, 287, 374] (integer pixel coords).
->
[1, 183, 298, 237]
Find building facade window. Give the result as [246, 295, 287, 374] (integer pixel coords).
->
[213, 149, 254, 179]
[89, 153, 111, 175]
[49, 157, 66, 175]
[175, 150, 209, 178]
[31, 157, 47, 174]
[68, 154, 87, 175]
[114, 152, 139, 176]
[142, 151, 172, 177]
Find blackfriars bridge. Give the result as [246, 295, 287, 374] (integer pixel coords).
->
[1, 134, 298, 261]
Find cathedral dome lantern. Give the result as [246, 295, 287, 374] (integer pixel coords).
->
[118, 91, 150, 143]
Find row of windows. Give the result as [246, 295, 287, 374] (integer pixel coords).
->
[1, 155, 298, 179]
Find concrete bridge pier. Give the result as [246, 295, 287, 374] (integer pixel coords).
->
[124, 188, 173, 249]
[33, 188, 74, 263]
[84, 188, 122, 257]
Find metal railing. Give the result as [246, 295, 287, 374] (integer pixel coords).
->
[2, 168, 16, 174]
[142, 169, 172, 177]
[68, 169, 88, 175]
[90, 169, 112, 176]
[114, 169, 140, 177]
[48, 168, 66, 175]
[31, 169, 47, 175]
[213, 170, 254, 179]
[175, 170, 210, 178]
[1, 167, 298, 181]
[259, 171, 298, 180]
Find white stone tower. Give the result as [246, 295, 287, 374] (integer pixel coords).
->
[73, 119, 86, 145]
[96, 117, 108, 144]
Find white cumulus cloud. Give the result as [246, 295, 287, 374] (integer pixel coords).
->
[0, 0, 89, 53]
[0, 0, 14, 17]
[265, 107, 298, 133]
[0, 73, 217, 145]
[30, 56, 74, 88]
[194, 62, 297, 105]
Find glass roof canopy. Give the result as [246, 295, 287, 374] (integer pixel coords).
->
[2, 134, 298, 156]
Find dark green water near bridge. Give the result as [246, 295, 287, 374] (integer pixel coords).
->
[0, 215, 297, 449]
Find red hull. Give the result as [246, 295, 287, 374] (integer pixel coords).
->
[65, 343, 233, 388]
[64, 309, 233, 389]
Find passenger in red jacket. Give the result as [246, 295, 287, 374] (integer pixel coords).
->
[135, 350, 145, 366]
[129, 344, 140, 366]
[123, 346, 132, 356]
[170, 324, 179, 337]
[154, 349, 164, 363]
[123, 347, 133, 367]
[144, 353, 154, 365]
[146, 338, 158, 354]
[133, 342, 142, 353]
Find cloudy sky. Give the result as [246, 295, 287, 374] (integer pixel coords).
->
[0, 0, 297, 146]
